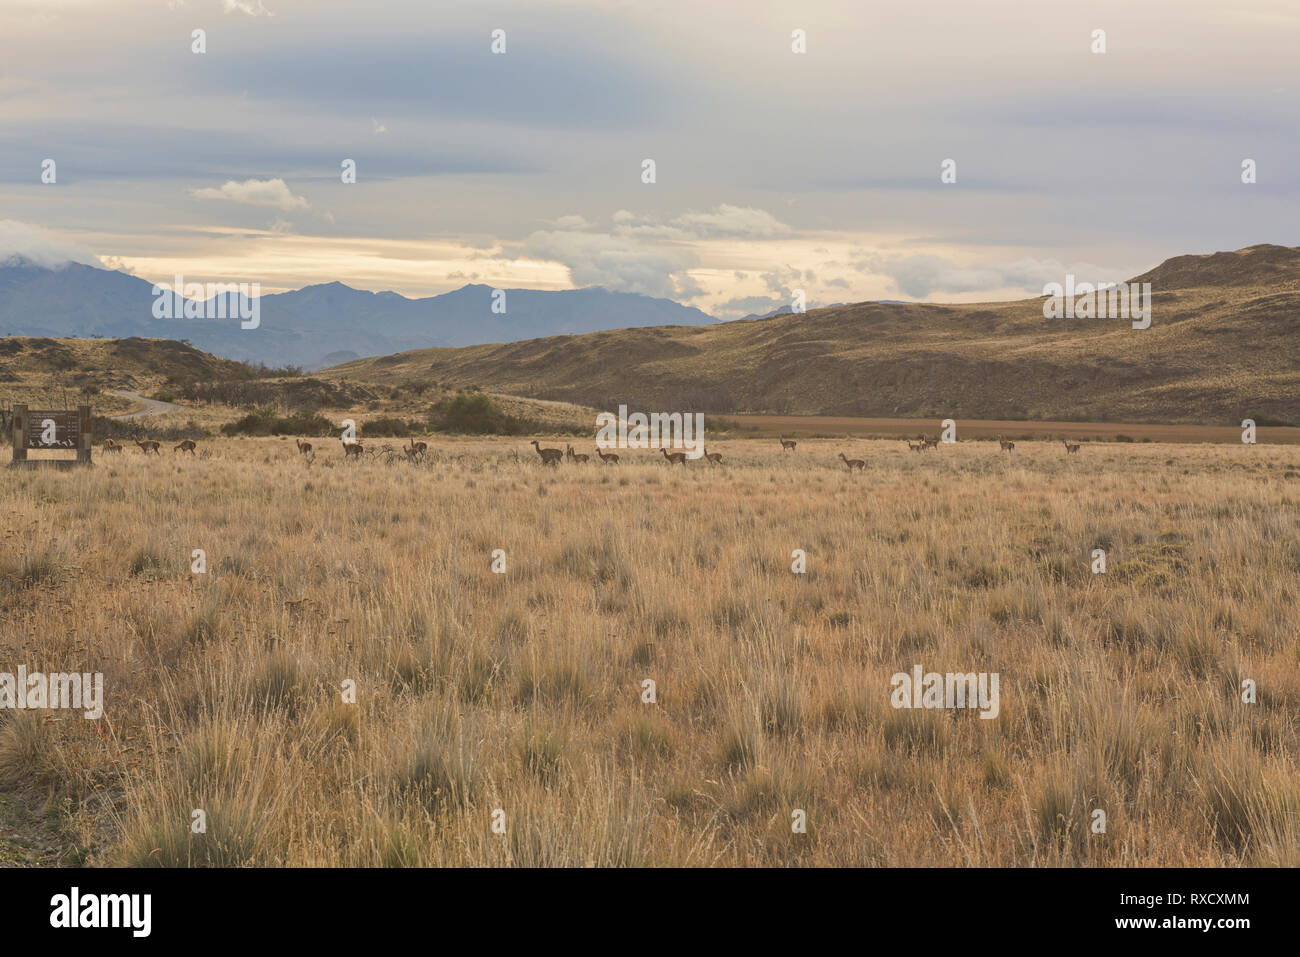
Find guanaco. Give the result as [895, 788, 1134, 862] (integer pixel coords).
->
[839, 452, 865, 472]
[342, 441, 365, 459]
[922, 437, 938, 450]
[661, 448, 687, 465]
[779, 437, 797, 452]
[998, 436, 1015, 452]
[295, 438, 313, 456]
[905, 440, 924, 453]
[136, 440, 161, 455]
[565, 444, 590, 463]
[705, 447, 723, 465]
[595, 447, 620, 464]
[407, 437, 428, 460]
[174, 439, 197, 455]
[101, 439, 122, 453]
[1063, 440, 1081, 455]
[530, 439, 563, 465]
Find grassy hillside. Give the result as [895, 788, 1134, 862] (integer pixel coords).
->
[321, 244, 1300, 426]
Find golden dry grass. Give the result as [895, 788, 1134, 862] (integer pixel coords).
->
[2, 436, 1299, 866]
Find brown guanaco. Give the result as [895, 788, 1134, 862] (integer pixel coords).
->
[530, 440, 563, 465]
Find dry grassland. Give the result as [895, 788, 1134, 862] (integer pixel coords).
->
[2, 436, 1298, 866]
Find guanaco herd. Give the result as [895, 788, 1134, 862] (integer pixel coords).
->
[94, 431, 1085, 467]
[99, 438, 189, 455]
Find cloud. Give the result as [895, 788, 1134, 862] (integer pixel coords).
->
[523, 230, 697, 299]
[611, 204, 791, 241]
[190, 178, 309, 211]
[672, 204, 791, 238]
[553, 215, 592, 230]
[0, 220, 102, 269]
[715, 295, 790, 319]
[223, 0, 274, 16]
[861, 254, 1119, 299]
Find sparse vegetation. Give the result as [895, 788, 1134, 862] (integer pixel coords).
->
[2, 436, 1298, 865]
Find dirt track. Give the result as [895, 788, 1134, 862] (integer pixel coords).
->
[715, 414, 1300, 444]
[108, 390, 182, 419]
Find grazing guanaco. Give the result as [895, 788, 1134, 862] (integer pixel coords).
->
[705, 447, 723, 465]
[174, 439, 197, 455]
[595, 446, 620, 464]
[1063, 440, 1081, 455]
[839, 452, 865, 472]
[530, 439, 563, 465]
[565, 444, 590, 463]
[998, 436, 1015, 452]
[136, 439, 161, 455]
[295, 438, 313, 456]
[661, 447, 687, 465]
[779, 437, 797, 452]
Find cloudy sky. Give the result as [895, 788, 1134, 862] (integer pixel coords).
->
[1, 0, 1298, 317]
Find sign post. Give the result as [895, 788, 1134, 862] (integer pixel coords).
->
[7, 404, 93, 469]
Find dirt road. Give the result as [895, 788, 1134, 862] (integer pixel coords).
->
[108, 390, 182, 419]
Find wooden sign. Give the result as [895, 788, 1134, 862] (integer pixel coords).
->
[7, 405, 93, 468]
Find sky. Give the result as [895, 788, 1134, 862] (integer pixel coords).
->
[1, 0, 1298, 318]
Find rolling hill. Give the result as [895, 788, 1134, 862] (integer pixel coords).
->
[321, 244, 1300, 425]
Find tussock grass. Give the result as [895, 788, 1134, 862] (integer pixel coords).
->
[1, 436, 1298, 865]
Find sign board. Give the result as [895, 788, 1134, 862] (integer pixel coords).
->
[24, 411, 82, 450]
[7, 405, 93, 468]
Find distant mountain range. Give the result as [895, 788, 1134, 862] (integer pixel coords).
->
[0, 257, 715, 369]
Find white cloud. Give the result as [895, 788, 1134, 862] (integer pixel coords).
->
[610, 204, 791, 241]
[862, 254, 1122, 299]
[190, 178, 309, 211]
[673, 204, 791, 238]
[223, 0, 274, 16]
[523, 229, 697, 299]
[553, 214, 592, 230]
[0, 220, 102, 269]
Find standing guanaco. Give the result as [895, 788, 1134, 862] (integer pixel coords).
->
[839, 452, 865, 472]
[661, 448, 687, 465]
[705, 447, 723, 465]
[136, 440, 161, 455]
[530, 440, 563, 465]
[295, 438, 313, 456]
[565, 444, 590, 463]
[1063, 440, 1081, 455]
[998, 436, 1015, 452]
[779, 437, 797, 452]
[595, 447, 620, 464]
